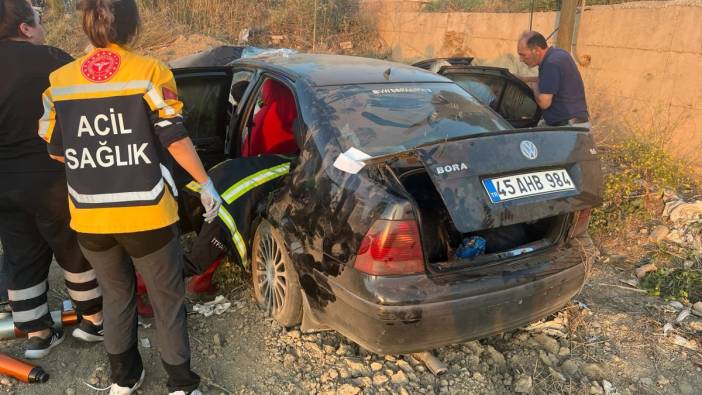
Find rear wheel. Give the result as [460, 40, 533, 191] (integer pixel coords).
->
[251, 220, 302, 327]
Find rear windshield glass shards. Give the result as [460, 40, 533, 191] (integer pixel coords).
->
[316, 83, 510, 156]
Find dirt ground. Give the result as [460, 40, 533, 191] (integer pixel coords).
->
[0, 239, 700, 395]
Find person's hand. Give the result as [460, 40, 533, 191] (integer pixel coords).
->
[199, 178, 222, 223]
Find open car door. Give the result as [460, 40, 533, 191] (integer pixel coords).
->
[172, 67, 234, 186]
[413, 59, 542, 129]
[440, 67, 541, 128]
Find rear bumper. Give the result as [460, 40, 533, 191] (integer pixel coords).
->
[318, 253, 585, 355]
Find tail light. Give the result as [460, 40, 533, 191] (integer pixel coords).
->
[568, 209, 592, 238]
[354, 219, 425, 276]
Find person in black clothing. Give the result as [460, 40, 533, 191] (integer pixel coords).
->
[0, 0, 104, 359]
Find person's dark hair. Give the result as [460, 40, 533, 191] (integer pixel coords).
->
[77, 0, 139, 48]
[0, 0, 35, 41]
[525, 31, 548, 50]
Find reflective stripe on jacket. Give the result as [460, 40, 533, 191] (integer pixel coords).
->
[39, 44, 188, 234]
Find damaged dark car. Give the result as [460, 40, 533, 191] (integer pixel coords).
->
[171, 52, 603, 354]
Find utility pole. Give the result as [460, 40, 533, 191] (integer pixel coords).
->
[556, 0, 579, 53]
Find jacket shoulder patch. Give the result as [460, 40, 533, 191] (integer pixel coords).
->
[81, 50, 121, 83]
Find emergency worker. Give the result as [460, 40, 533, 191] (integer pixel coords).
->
[39, 0, 221, 393]
[0, 0, 104, 359]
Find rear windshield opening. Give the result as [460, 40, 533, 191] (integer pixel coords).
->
[315, 82, 511, 156]
[398, 169, 568, 268]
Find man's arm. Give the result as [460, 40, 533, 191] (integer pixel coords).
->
[520, 76, 553, 109]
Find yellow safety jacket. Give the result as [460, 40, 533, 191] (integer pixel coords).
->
[39, 44, 187, 234]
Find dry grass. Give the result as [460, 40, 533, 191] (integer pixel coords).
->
[424, 0, 671, 12]
[43, 0, 384, 58]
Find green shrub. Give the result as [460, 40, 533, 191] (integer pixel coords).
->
[590, 135, 696, 235]
[640, 268, 702, 303]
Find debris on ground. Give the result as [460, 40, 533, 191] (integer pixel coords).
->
[192, 295, 232, 317]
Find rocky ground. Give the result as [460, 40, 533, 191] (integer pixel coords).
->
[0, 245, 700, 395]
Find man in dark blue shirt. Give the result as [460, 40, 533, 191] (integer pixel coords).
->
[517, 31, 590, 128]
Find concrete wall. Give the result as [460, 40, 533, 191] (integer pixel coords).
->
[364, 0, 702, 162]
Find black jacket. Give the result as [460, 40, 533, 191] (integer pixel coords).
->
[0, 41, 72, 172]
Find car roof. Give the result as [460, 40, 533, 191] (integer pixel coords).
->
[230, 53, 452, 87]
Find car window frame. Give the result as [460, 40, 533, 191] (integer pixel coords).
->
[233, 71, 301, 157]
[440, 66, 542, 128]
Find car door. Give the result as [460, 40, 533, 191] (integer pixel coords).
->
[438, 66, 542, 129]
[172, 67, 233, 186]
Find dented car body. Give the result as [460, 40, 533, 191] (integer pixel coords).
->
[173, 53, 603, 354]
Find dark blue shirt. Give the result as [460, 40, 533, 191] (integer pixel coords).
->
[538, 47, 589, 125]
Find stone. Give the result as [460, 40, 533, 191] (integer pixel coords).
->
[385, 355, 397, 362]
[213, 333, 223, 347]
[65, 389, 76, 395]
[304, 341, 323, 356]
[538, 350, 553, 367]
[485, 346, 506, 370]
[602, 380, 615, 395]
[287, 329, 301, 339]
[582, 363, 605, 381]
[533, 334, 560, 355]
[391, 370, 409, 385]
[338, 368, 351, 379]
[345, 359, 372, 377]
[549, 367, 566, 382]
[283, 353, 296, 368]
[338, 384, 361, 395]
[693, 301, 702, 317]
[650, 225, 670, 242]
[463, 340, 483, 355]
[558, 347, 571, 357]
[396, 359, 414, 373]
[399, 387, 411, 395]
[656, 375, 670, 386]
[590, 382, 604, 394]
[513, 375, 532, 393]
[371, 362, 383, 372]
[327, 369, 339, 380]
[352, 377, 372, 388]
[560, 359, 580, 378]
[373, 374, 389, 386]
[639, 377, 653, 386]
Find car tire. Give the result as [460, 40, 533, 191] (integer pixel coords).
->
[251, 220, 302, 327]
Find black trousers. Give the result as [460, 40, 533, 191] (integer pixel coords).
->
[0, 171, 102, 333]
[78, 227, 200, 392]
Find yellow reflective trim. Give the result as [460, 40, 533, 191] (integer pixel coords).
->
[185, 181, 202, 193]
[222, 163, 290, 204]
[217, 206, 247, 265]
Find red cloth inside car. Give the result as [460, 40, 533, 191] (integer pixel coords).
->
[242, 79, 298, 157]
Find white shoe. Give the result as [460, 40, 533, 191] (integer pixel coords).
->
[109, 370, 145, 395]
[169, 390, 202, 395]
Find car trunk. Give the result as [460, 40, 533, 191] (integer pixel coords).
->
[374, 128, 602, 272]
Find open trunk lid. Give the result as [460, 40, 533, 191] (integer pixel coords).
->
[414, 128, 602, 233]
[370, 128, 602, 268]
[369, 128, 602, 235]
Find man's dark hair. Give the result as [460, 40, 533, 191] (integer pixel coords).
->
[525, 32, 548, 50]
[0, 0, 36, 41]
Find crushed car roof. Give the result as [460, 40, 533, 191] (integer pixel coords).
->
[231, 53, 451, 87]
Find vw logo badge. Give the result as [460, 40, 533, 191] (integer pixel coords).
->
[520, 140, 538, 160]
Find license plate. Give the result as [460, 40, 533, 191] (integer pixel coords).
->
[482, 169, 575, 203]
